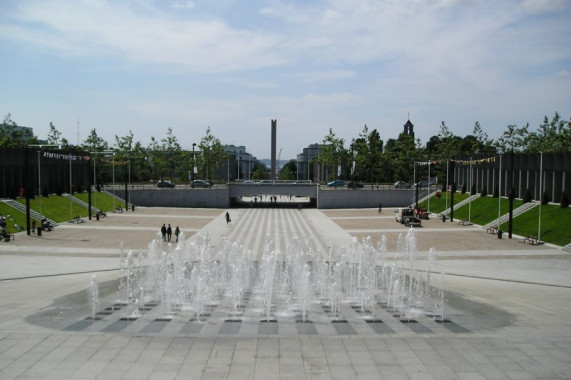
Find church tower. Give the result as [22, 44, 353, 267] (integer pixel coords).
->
[403, 118, 414, 140]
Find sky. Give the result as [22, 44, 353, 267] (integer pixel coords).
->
[1, 0, 570, 160]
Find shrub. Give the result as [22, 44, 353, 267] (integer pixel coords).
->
[493, 186, 499, 198]
[523, 188, 532, 203]
[471, 184, 476, 195]
[542, 191, 550, 205]
[560, 191, 569, 208]
[480, 186, 488, 197]
[461, 184, 467, 194]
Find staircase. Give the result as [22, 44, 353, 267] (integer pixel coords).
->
[1, 199, 58, 230]
[64, 194, 101, 214]
[441, 194, 480, 216]
[481, 201, 539, 230]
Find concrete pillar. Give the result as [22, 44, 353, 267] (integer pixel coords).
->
[271, 119, 277, 180]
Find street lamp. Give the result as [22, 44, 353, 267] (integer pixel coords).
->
[191, 143, 197, 185]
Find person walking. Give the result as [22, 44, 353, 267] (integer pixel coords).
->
[225, 212, 231, 224]
[167, 224, 172, 242]
[175, 226, 180, 242]
[161, 224, 167, 241]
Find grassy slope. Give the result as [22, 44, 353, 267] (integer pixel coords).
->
[417, 191, 471, 214]
[7, 192, 120, 226]
[418, 191, 570, 246]
[500, 204, 571, 246]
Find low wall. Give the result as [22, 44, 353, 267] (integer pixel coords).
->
[115, 188, 415, 209]
[116, 189, 230, 208]
[317, 189, 414, 209]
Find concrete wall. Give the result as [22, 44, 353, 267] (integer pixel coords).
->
[114, 188, 415, 209]
[116, 189, 230, 208]
[317, 189, 414, 209]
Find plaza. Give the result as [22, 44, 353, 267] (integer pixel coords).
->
[0, 206, 570, 379]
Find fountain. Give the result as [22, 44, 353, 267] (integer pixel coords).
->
[88, 275, 100, 320]
[117, 226, 446, 323]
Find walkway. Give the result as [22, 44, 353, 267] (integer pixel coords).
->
[0, 207, 570, 379]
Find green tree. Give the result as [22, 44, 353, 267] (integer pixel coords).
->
[350, 125, 384, 186]
[317, 128, 346, 181]
[281, 159, 298, 180]
[199, 127, 226, 182]
[251, 163, 269, 180]
[147, 136, 166, 181]
[279, 166, 295, 180]
[495, 124, 529, 154]
[0, 114, 38, 148]
[82, 128, 109, 152]
[47, 122, 69, 147]
[160, 128, 183, 182]
[526, 112, 571, 153]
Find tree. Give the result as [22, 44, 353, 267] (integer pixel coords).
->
[471, 122, 496, 155]
[251, 163, 269, 180]
[199, 127, 226, 182]
[47, 122, 69, 147]
[350, 125, 384, 186]
[0, 114, 38, 148]
[160, 128, 183, 182]
[495, 124, 529, 154]
[279, 166, 295, 180]
[282, 159, 298, 179]
[82, 128, 109, 152]
[526, 112, 571, 153]
[317, 128, 346, 181]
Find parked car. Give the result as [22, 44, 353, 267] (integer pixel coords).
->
[192, 180, 211, 188]
[347, 181, 364, 189]
[394, 181, 411, 189]
[415, 180, 433, 188]
[156, 180, 175, 188]
[327, 180, 344, 187]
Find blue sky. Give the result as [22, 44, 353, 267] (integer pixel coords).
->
[1, 0, 570, 160]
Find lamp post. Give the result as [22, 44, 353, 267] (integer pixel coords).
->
[28, 144, 58, 225]
[191, 143, 196, 185]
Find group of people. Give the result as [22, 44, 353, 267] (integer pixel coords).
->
[160, 223, 181, 242]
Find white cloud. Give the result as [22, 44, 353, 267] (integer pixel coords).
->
[4, 0, 281, 72]
[172, 1, 195, 10]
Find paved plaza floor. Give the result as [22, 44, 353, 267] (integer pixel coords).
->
[0, 205, 570, 379]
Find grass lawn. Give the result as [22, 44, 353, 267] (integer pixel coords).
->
[0, 203, 27, 234]
[75, 191, 122, 212]
[2, 192, 122, 232]
[500, 204, 571, 246]
[16, 196, 89, 223]
[417, 191, 471, 214]
[451, 196, 523, 226]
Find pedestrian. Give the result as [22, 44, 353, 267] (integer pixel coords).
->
[378, 203, 383, 214]
[225, 211, 231, 224]
[175, 226, 180, 242]
[167, 224, 172, 241]
[161, 224, 167, 241]
[31, 219, 36, 234]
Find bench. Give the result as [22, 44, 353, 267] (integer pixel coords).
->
[487, 226, 498, 234]
[524, 235, 540, 245]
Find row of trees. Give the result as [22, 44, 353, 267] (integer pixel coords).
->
[298, 112, 570, 185]
[2, 112, 569, 185]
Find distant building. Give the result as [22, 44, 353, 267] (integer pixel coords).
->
[224, 145, 259, 181]
[296, 143, 321, 182]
